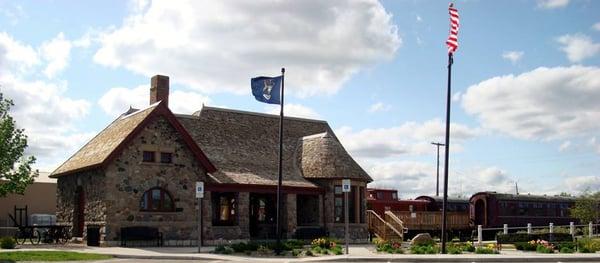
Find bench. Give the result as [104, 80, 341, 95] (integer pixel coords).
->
[120, 226, 163, 247]
[294, 227, 328, 240]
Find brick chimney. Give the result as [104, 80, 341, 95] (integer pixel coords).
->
[150, 75, 169, 107]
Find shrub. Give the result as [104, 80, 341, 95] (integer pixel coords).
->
[410, 244, 439, 254]
[0, 236, 16, 249]
[291, 249, 300, 257]
[514, 241, 537, 251]
[230, 242, 248, 253]
[536, 244, 554, 253]
[284, 239, 305, 250]
[214, 244, 227, 253]
[560, 247, 574, 253]
[462, 241, 476, 252]
[554, 241, 576, 251]
[245, 242, 260, 251]
[447, 246, 462, 254]
[305, 249, 313, 256]
[577, 238, 600, 253]
[475, 247, 498, 254]
[496, 233, 572, 244]
[374, 239, 403, 254]
[257, 245, 272, 255]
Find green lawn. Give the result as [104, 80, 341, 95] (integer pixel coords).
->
[0, 251, 113, 261]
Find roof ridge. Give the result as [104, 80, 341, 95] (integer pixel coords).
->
[198, 105, 328, 124]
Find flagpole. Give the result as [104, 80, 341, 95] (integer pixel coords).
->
[441, 52, 453, 254]
[276, 67, 285, 254]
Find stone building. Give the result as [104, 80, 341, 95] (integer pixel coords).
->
[50, 75, 372, 246]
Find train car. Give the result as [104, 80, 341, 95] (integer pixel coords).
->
[366, 188, 428, 217]
[415, 195, 470, 212]
[470, 191, 578, 228]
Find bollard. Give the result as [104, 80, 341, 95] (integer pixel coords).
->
[549, 223, 554, 234]
[590, 222, 593, 238]
[477, 225, 483, 247]
[527, 223, 532, 234]
[570, 222, 574, 236]
[503, 224, 508, 234]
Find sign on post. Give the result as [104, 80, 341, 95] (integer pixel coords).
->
[196, 181, 204, 253]
[196, 182, 204, 198]
[342, 179, 350, 255]
[342, 179, 351, 192]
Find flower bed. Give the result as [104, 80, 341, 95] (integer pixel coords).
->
[373, 238, 403, 254]
[213, 238, 343, 257]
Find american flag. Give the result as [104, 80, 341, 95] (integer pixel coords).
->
[446, 3, 459, 54]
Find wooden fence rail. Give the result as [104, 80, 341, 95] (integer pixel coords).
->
[392, 211, 470, 230]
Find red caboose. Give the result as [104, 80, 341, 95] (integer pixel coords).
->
[366, 188, 428, 216]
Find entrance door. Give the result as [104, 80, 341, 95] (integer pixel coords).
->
[73, 186, 85, 237]
[249, 194, 276, 239]
[474, 199, 485, 227]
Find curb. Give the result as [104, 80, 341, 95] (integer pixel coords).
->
[308, 255, 600, 262]
[107, 253, 600, 262]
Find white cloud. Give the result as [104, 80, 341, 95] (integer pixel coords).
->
[1, 3, 26, 25]
[559, 175, 600, 194]
[0, 32, 92, 170]
[93, 0, 401, 97]
[537, 0, 569, 9]
[502, 51, 524, 63]
[368, 102, 391, 113]
[593, 22, 600, 31]
[0, 32, 40, 73]
[336, 119, 480, 159]
[365, 160, 515, 198]
[556, 34, 600, 63]
[40, 32, 72, 78]
[265, 103, 321, 119]
[462, 66, 600, 140]
[98, 84, 211, 116]
[558, 141, 571, 152]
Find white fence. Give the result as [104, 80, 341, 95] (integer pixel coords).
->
[476, 222, 600, 243]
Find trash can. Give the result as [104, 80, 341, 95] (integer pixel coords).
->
[87, 226, 100, 246]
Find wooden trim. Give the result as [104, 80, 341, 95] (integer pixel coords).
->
[206, 183, 325, 195]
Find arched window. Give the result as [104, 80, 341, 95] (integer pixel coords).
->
[140, 187, 175, 212]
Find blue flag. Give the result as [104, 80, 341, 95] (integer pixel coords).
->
[251, 76, 282, 104]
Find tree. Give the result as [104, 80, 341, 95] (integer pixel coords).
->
[570, 191, 600, 224]
[0, 92, 37, 197]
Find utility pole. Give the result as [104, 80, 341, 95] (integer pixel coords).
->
[431, 142, 445, 197]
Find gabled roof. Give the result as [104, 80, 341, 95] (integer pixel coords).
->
[50, 102, 215, 178]
[177, 106, 372, 188]
[296, 132, 373, 182]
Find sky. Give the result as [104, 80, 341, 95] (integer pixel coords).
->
[1, 0, 599, 198]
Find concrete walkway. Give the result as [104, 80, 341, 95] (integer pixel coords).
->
[3, 245, 600, 262]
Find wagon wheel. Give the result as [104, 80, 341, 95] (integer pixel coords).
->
[14, 229, 29, 245]
[57, 227, 70, 244]
[29, 229, 41, 244]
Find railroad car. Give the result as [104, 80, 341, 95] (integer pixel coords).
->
[469, 191, 578, 228]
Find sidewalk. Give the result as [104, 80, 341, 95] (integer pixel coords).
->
[4, 245, 600, 262]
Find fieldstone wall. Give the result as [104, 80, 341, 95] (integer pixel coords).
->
[103, 116, 207, 244]
[56, 169, 107, 240]
[311, 179, 369, 243]
[202, 191, 250, 245]
[285, 194, 297, 238]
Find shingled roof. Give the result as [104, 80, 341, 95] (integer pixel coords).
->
[297, 132, 372, 182]
[50, 102, 215, 178]
[177, 106, 372, 188]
